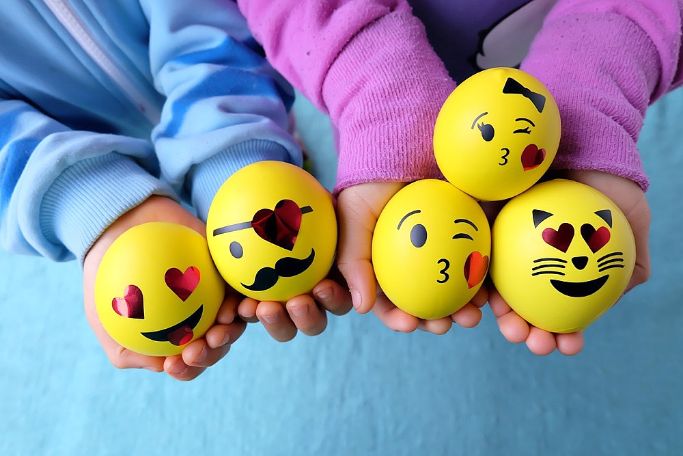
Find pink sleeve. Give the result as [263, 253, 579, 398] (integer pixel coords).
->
[236, 0, 455, 191]
[521, 0, 683, 191]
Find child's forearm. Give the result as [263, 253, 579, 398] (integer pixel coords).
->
[237, 0, 456, 191]
[521, 0, 683, 190]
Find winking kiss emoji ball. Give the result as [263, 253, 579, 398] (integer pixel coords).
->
[372, 179, 491, 320]
[95, 222, 224, 356]
[433, 67, 561, 201]
[206, 161, 337, 302]
[491, 179, 636, 333]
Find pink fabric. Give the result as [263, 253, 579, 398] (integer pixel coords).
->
[238, 0, 683, 192]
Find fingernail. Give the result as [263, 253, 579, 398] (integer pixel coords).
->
[260, 313, 278, 324]
[289, 304, 308, 318]
[351, 289, 362, 310]
[314, 286, 333, 302]
[219, 331, 232, 347]
[195, 346, 208, 364]
[168, 362, 187, 376]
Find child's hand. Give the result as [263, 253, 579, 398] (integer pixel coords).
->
[82, 196, 246, 380]
[235, 275, 352, 341]
[336, 182, 487, 334]
[490, 171, 651, 355]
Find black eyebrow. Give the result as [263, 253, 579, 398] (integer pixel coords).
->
[213, 205, 313, 236]
[397, 209, 421, 230]
[515, 117, 535, 127]
[471, 112, 488, 129]
[454, 218, 478, 231]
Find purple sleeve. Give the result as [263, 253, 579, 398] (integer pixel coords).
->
[237, 0, 455, 191]
[521, 0, 683, 191]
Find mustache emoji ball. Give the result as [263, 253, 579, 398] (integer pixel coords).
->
[206, 161, 336, 302]
[433, 67, 561, 201]
[372, 180, 491, 320]
[95, 222, 224, 356]
[491, 179, 636, 333]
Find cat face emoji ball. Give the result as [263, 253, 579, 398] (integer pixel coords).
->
[206, 161, 337, 302]
[433, 67, 561, 201]
[491, 179, 635, 333]
[372, 179, 491, 320]
[95, 222, 224, 356]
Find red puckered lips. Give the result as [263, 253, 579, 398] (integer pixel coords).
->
[521, 144, 546, 171]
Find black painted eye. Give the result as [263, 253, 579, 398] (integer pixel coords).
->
[478, 123, 495, 141]
[229, 241, 243, 258]
[410, 224, 427, 248]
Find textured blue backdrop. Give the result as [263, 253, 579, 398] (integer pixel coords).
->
[1, 89, 682, 455]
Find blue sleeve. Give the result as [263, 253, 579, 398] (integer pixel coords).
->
[0, 100, 175, 261]
[140, 0, 303, 220]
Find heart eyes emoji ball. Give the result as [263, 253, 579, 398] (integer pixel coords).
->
[372, 179, 491, 320]
[433, 67, 561, 201]
[491, 179, 636, 333]
[206, 161, 337, 302]
[95, 222, 224, 356]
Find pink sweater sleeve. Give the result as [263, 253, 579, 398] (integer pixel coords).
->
[521, 0, 683, 191]
[236, 0, 455, 191]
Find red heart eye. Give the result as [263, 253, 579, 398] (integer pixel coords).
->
[165, 266, 200, 301]
[581, 224, 611, 252]
[251, 199, 302, 250]
[112, 285, 144, 319]
[542, 223, 574, 252]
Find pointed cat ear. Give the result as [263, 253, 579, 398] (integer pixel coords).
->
[595, 209, 612, 227]
[532, 209, 553, 228]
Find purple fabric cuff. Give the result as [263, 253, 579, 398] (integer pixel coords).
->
[322, 8, 455, 192]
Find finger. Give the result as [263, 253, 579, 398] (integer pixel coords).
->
[556, 332, 584, 355]
[256, 301, 298, 342]
[182, 338, 232, 368]
[487, 288, 513, 318]
[312, 278, 353, 315]
[238, 297, 259, 323]
[372, 295, 419, 332]
[496, 311, 530, 343]
[470, 286, 489, 308]
[164, 355, 206, 381]
[204, 320, 247, 349]
[417, 317, 452, 335]
[215, 291, 240, 325]
[286, 294, 328, 336]
[451, 303, 483, 328]
[525, 327, 557, 355]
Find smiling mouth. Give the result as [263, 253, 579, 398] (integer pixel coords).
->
[141, 305, 204, 346]
[550, 276, 609, 298]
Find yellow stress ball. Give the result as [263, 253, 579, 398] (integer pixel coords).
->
[372, 179, 491, 320]
[206, 161, 337, 302]
[434, 67, 561, 201]
[95, 222, 224, 356]
[491, 179, 636, 333]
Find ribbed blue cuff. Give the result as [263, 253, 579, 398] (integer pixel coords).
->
[40, 153, 176, 262]
[189, 139, 290, 221]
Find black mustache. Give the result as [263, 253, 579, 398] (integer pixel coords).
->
[242, 249, 316, 292]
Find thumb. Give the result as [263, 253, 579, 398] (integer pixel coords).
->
[336, 182, 404, 313]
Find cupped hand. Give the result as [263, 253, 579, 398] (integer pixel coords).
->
[490, 170, 650, 355]
[83, 196, 246, 380]
[336, 182, 487, 334]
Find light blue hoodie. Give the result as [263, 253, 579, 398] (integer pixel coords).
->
[0, 0, 301, 261]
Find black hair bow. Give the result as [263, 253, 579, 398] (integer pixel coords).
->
[502, 77, 546, 113]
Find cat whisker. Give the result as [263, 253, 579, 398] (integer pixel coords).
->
[531, 271, 566, 276]
[598, 264, 624, 272]
[533, 257, 568, 263]
[598, 258, 624, 268]
[597, 251, 623, 263]
[532, 264, 566, 271]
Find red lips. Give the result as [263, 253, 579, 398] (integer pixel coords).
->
[464, 251, 489, 289]
[521, 144, 546, 171]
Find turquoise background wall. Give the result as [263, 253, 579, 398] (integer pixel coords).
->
[1, 89, 682, 455]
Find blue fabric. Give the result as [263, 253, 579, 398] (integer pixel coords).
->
[0, 0, 299, 260]
[1, 91, 681, 455]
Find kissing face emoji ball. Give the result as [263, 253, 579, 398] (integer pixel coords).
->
[95, 222, 224, 356]
[433, 67, 561, 201]
[491, 179, 635, 333]
[372, 179, 491, 320]
[206, 161, 336, 302]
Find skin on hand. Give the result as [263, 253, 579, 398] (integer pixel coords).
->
[82, 196, 246, 381]
[336, 182, 487, 335]
[490, 170, 651, 355]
